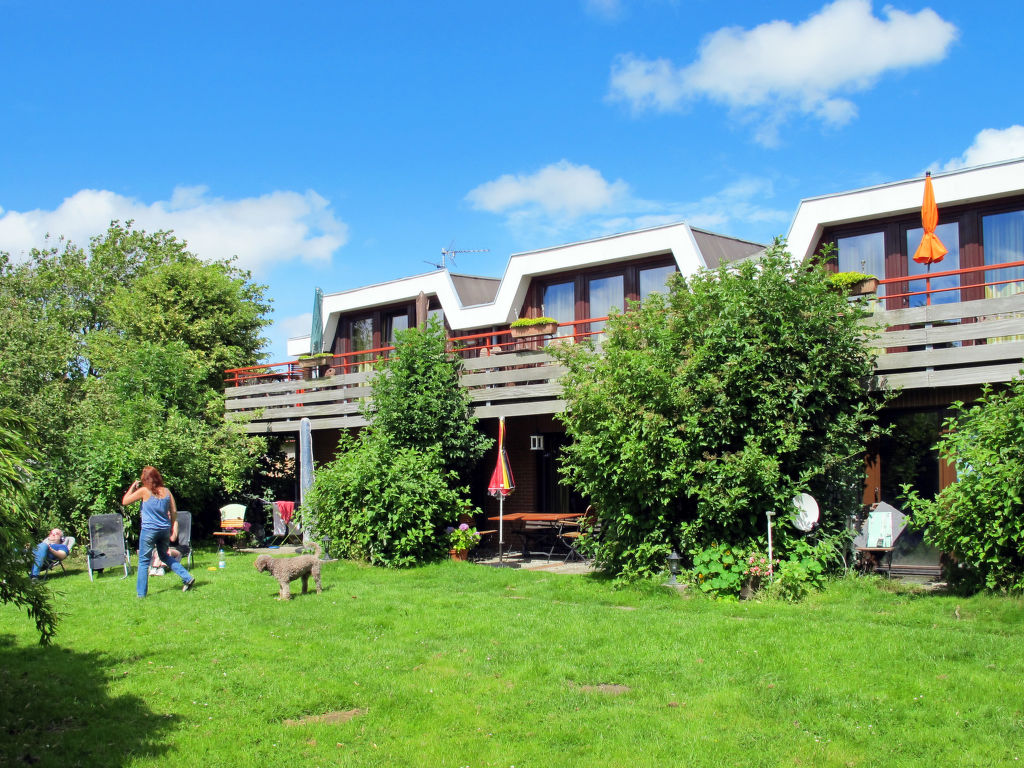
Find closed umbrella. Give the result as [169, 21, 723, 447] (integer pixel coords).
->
[310, 287, 324, 354]
[913, 172, 947, 305]
[487, 416, 515, 562]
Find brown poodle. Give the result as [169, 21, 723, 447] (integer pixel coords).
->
[254, 542, 323, 600]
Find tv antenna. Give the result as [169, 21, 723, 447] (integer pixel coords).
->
[424, 241, 489, 270]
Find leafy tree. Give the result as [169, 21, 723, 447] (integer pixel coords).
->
[0, 409, 58, 644]
[64, 338, 264, 533]
[0, 222, 271, 536]
[304, 435, 475, 567]
[903, 378, 1024, 592]
[553, 242, 885, 579]
[367, 317, 490, 482]
[106, 258, 270, 389]
[303, 320, 490, 566]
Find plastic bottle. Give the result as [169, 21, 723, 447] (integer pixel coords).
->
[218, 547, 226, 569]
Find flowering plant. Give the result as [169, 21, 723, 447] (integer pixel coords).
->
[743, 551, 775, 581]
[447, 523, 481, 553]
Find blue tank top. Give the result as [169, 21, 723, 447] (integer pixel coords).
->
[140, 493, 172, 530]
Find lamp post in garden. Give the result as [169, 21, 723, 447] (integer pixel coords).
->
[666, 550, 681, 585]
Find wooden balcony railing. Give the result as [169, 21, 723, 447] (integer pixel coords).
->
[225, 262, 1024, 433]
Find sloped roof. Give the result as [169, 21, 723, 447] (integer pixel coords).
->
[690, 229, 765, 268]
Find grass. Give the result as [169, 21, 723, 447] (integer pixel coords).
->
[3, 548, 1023, 768]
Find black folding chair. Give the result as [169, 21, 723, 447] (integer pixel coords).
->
[175, 511, 194, 568]
[87, 513, 131, 580]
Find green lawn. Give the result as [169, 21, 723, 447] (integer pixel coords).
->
[3, 549, 1023, 768]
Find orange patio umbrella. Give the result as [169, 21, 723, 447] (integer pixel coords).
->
[912, 172, 948, 266]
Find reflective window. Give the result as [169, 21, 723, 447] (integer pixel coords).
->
[906, 222, 960, 306]
[983, 209, 1024, 297]
[588, 274, 624, 338]
[639, 264, 676, 298]
[386, 313, 409, 344]
[542, 282, 575, 325]
[838, 232, 886, 297]
[350, 317, 374, 371]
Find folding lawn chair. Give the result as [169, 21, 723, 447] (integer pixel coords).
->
[269, 501, 301, 547]
[175, 510, 194, 568]
[87, 513, 131, 581]
[39, 536, 76, 577]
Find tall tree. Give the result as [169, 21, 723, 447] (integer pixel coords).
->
[0, 222, 271, 536]
[0, 409, 58, 644]
[553, 242, 885, 579]
[368, 317, 490, 483]
[304, 319, 491, 566]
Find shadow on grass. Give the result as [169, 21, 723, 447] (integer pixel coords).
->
[0, 633, 176, 768]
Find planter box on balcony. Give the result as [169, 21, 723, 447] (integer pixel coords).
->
[296, 354, 335, 369]
[850, 277, 879, 296]
[509, 321, 558, 339]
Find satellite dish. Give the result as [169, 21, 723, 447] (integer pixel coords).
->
[791, 493, 820, 532]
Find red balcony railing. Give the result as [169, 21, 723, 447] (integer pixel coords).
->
[223, 317, 609, 387]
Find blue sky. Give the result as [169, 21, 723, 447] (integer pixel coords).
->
[3, 0, 1023, 363]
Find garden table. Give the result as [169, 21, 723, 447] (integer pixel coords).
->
[487, 513, 580, 560]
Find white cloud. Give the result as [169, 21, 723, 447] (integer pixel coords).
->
[0, 186, 349, 273]
[584, 0, 624, 22]
[468, 162, 788, 244]
[942, 125, 1024, 171]
[466, 160, 630, 220]
[608, 0, 958, 145]
[279, 312, 314, 341]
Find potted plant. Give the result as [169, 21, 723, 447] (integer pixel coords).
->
[829, 271, 878, 296]
[446, 522, 480, 561]
[296, 352, 336, 369]
[509, 316, 559, 338]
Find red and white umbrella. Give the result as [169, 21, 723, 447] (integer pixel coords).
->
[487, 416, 515, 561]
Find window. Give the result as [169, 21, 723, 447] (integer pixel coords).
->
[639, 264, 676, 298]
[837, 231, 886, 297]
[386, 312, 409, 345]
[349, 317, 374, 371]
[982, 209, 1024, 297]
[542, 281, 574, 326]
[588, 274, 624, 338]
[906, 222, 960, 306]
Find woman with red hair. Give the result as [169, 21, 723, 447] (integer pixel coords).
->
[122, 466, 196, 597]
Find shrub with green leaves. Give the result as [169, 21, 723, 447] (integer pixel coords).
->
[903, 378, 1024, 592]
[0, 408, 57, 644]
[368, 317, 490, 483]
[303, 434, 476, 567]
[554, 241, 885, 580]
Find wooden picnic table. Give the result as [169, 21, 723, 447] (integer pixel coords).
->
[487, 513, 581, 559]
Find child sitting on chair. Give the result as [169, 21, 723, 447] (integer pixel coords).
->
[30, 528, 70, 579]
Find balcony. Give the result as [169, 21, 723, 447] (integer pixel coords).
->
[225, 261, 1024, 434]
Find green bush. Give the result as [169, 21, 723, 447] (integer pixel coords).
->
[303, 435, 477, 567]
[903, 378, 1024, 592]
[554, 242, 884, 580]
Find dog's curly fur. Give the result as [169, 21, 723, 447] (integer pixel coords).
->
[254, 542, 322, 600]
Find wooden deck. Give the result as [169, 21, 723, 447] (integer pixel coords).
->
[226, 293, 1024, 434]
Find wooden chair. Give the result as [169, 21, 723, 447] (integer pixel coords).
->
[558, 505, 598, 563]
[215, 503, 247, 548]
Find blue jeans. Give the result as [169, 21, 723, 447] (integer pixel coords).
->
[137, 527, 192, 597]
[31, 541, 68, 577]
